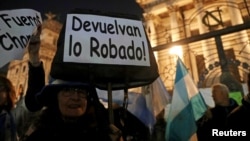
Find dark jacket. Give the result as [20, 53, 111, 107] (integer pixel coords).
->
[226, 97, 250, 140]
[0, 109, 18, 141]
[25, 62, 45, 112]
[196, 98, 238, 141]
[23, 105, 112, 141]
[23, 62, 116, 141]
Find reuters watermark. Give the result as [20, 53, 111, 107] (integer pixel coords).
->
[212, 129, 246, 136]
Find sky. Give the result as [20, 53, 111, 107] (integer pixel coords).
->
[0, 0, 144, 22]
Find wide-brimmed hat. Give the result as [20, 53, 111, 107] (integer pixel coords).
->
[36, 79, 90, 106]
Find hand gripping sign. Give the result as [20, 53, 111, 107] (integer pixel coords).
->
[50, 9, 159, 90]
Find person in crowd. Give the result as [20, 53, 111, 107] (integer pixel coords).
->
[112, 103, 151, 141]
[23, 25, 122, 141]
[0, 75, 18, 141]
[13, 85, 32, 138]
[226, 74, 250, 140]
[196, 83, 238, 141]
[22, 79, 122, 141]
[150, 109, 166, 141]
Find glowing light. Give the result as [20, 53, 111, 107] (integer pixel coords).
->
[169, 45, 183, 57]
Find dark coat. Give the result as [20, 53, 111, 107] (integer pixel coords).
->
[23, 109, 111, 141]
[23, 62, 114, 141]
[113, 107, 151, 141]
[196, 98, 238, 141]
[25, 62, 45, 112]
[0, 110, 18, 141]
[226, 97, 250, 140]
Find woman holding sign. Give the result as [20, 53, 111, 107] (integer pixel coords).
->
[23, 25, 123, 141]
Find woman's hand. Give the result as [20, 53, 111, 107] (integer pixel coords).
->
[28, 25, 42, 67]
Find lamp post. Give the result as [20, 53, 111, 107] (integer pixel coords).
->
[215, 35, 244, 96]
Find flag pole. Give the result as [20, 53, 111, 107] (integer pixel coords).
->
[108, 82, 114, 124]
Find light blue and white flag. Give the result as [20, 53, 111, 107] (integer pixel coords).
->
[97, 76, 171, 133]
[97, 89, 156, 131]
[142, 76, 171, 117]
[165, 57, 207, 141]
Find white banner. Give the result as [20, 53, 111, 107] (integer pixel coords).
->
[0, 9, 42, 68]
[63, 14, 150, 66]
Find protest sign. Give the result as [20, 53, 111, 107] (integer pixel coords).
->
[63, 14, 150, 66]
[0, 9, 42, 68]
[50, 9, 159, 90]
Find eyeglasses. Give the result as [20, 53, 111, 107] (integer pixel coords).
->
[60, 88, 88, 99]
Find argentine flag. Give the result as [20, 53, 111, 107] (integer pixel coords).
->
[165, 57, 207, 141]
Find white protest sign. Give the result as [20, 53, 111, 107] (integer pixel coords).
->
[63, 14, 150, 66]
[0, 9, 42, 68]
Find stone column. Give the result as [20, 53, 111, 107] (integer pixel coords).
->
[144, 13, 159, 62]
[227, 0, 250, 80]
[168, 5, 181, 42]
[168, 5, 184, 62]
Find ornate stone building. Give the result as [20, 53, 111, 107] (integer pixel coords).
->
[6, 0, 250, 96]
[137, 0, 250, 94]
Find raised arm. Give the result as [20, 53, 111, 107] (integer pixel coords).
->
[25, 25, 45, 112]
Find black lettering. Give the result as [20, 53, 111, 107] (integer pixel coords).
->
[12, 16, 24, 26]
[90, 37, 100, 57]
[0, 34, 12, 50]
[6, 33, 25, 48]
[115, 20, 119, 34]
[0, 33, 30, 50]
[91, 21, 99, 32]
[99, 23, 107, 34]
[69, 35, 73, 56]
[136, 47, 142, 60]
[72, 16, 82, 31]
[27, 16, 35, 26]
[68, 35, 82, 57]
[133, 27, 141, 37]
[107, 24, 115, 34]
[101, 44, 108, 58]
[118, 24, 126, 35]
[119, 45, 127, 59]
[0, 14, 12, 28]
[34, 14, 42, 26]
[109, 38, 117, 58]
[20, 35, 29, 48]
[126, 26, 134, 36]
[83, 21, 91, 32]
[73, 42, 81, 57]
[127, 41, 135, 60]
[143, 42, 146, 60]
[20, 16, 31, 26]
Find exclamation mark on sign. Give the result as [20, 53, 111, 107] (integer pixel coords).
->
[142, 41, 146, 61]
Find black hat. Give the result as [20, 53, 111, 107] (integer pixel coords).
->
[36, 79, 90, 106]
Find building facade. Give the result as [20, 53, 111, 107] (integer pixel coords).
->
[7, 0, 250, 96]
[138, 0, 250, 94]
